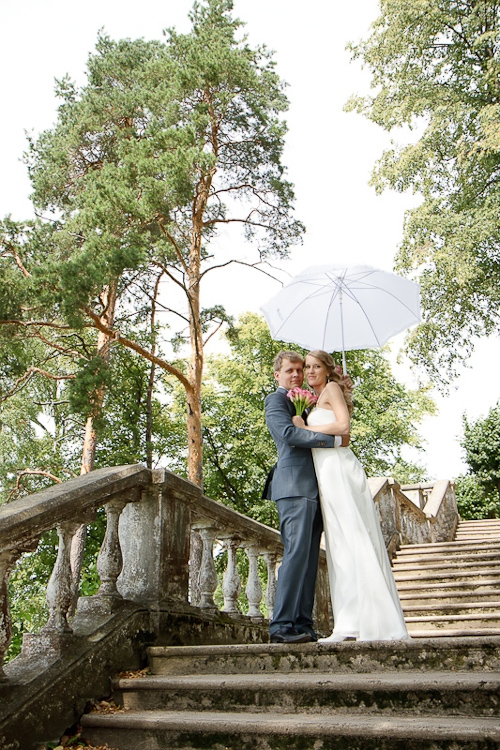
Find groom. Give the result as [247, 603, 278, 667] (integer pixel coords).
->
[264, 350, 349, 643]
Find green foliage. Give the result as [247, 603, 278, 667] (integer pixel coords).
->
[94, 345, 173, 469]
[202, 314, 281, 524]
[455, 473, 500, 520]
[461, 402, 500, 502]
[338, 349, 435, 482]
[67, 356, 111, 427]
[0, 368, 82, 504]
[347, 0, 500, 381]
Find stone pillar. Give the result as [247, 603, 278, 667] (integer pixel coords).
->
[263, 550, 278, 622]
[117, 472, 192, 606]
[43, 522, 80, 633]
[221, 537, 241, 616]
[245, 544, 263, 621]
[196, 526, 219, 612]
[96, 498, 127, 597]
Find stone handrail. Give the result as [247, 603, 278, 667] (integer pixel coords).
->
[0, 465, 458, 685]
[422, 479, 459, 542]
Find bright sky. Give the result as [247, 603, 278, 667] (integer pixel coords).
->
[2, 0, 499, 480]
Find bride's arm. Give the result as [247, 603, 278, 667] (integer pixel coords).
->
[292, 383, 350, 435]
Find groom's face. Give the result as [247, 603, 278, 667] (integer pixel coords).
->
[274, 358, 304, 390]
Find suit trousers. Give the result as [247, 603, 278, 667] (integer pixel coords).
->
[270, 495, 323, 634]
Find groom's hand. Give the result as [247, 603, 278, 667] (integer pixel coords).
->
[340, 434, 350, 447]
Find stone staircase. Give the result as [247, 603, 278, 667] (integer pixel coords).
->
[80, 638, 500, 749]
[394, 519, 500, 638]
[79, 519, 500, 749]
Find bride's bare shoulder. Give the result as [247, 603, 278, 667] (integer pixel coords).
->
[326, 381, 342, 395]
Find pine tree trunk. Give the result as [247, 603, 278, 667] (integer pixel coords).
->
[186, 181, 209, 603]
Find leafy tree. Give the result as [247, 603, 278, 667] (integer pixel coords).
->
[460, 402, 500, 512]
[455, 473, 500, 520]
[347, 350, 435, 482]
[1, 0, 302, 489]
[347, 0, 500, 382]
[0, 338, 82, 504]
[0, 330, 173, 504]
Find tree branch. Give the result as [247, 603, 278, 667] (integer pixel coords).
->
[1, 367, 76, 404]
[83, 306, 193, 392]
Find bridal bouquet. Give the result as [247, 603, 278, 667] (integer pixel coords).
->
[286, 387, 318, 415]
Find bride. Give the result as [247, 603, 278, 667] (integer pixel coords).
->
[292, 350, 409, 642]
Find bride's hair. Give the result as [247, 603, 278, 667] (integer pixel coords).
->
[307, 350, 353, 415]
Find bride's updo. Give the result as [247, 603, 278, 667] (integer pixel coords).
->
[307, 350, 353, 415]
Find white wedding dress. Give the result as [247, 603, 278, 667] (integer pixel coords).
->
[308, 407, 409, 642]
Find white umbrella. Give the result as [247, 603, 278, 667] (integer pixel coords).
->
[261, 264, 421, 374]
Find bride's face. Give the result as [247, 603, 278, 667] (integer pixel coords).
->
[305, 355, 328, 390]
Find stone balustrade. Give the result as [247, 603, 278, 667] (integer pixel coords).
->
[370, 477, 459, 558]
[0, 465, 459, 684]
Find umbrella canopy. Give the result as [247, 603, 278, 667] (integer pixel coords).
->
[261, 264, 421, 373]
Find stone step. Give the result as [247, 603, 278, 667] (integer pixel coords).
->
[402, 601, 500, 615]
[404, 614, 500, 629]
[455, 532, 500, 540]
[146, 639, 500, 676]
[397, 547, 499, 561]
[397, 539, 500, 554]
[396, 578, 500, 593]
[407, 627, 500, 638]
[457, 518, 500, 533]
[393, 558, 500, 573]
[393, 568, 500, 583]
[109, 671, 500, 715]
[399, 589, 500, 606]
[80, 709, 500, 749]
[454, 540, 500, 546]
[393, 550, 500, 565]
[406, 625, 500, 637]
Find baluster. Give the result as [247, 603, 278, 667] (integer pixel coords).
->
[222, 537, 241, 616]
[245, 544, 263, 620]
[96, 498, 127, 597]
[197, 526, 218, 612]
[0, 548, 23, 681]
[42, 522, 80, 633]
[263, 550, 278, 621]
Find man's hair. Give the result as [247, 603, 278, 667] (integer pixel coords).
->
[273, 350, 304, 372]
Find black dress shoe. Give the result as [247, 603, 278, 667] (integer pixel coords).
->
[270, 626, 312, 644]
[297, 628, 318, 642]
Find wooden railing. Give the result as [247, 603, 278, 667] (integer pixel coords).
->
[0, 466, 459, 682]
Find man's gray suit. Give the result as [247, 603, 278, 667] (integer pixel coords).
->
[265, 386, 336, 635]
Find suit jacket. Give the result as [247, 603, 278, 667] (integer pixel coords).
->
[264, 387, 335, 501]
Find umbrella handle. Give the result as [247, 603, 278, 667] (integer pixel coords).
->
[341, 350, 347, 377]
[339, 287, 347, 376]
